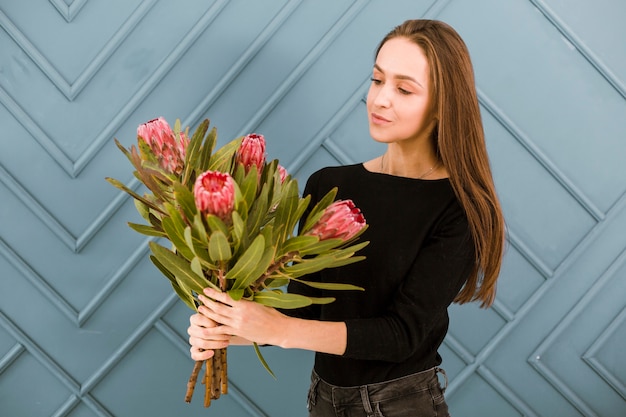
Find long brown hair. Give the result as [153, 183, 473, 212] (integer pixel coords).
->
[376, 20, 506, 307]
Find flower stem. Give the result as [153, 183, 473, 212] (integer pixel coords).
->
[204, 357, 213, 407]
[185, 360, 204, 403]
[251, 251, 298, 292]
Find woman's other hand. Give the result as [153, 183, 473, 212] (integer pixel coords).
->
[187, 310, 230, 361]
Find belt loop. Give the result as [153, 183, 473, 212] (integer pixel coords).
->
[359, 386, 375, 417]
[435, 367, 448, 393]
[307, 372, 320, 410]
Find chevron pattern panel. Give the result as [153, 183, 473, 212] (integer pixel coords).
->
[0, 0, 624, 416]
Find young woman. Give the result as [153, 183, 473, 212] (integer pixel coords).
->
[188, 19, 505, 416]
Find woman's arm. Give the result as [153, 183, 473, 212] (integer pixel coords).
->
[194, 288, 347, 355]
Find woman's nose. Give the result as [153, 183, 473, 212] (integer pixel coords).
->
[372, 85, 391, 108]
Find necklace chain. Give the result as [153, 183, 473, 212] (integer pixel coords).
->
[380, 153, 439, 179]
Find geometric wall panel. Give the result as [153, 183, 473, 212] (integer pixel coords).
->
[1, 0, 625, 416]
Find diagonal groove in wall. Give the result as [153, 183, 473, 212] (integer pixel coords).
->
[443, 333, 476, 365]
[583, 306, 626, 400]
[478, 89, 604, 222]
[0, 237, 78, 324]
[529, 0, 626, 101]
[77, 237, 154, 326]
[448, 191, 626, 411]
[507, 229, 553, 278]
[0, 343, 25, 374]
[48, 0, 88, 23]
[80, 293, 178, 394]
[289, 77, 370, 174]
[185, 0, 304, 130]
[530, 243, 626, 407]
[0, 162, 76, 249]
[153, 320, 270, 417]
[0, 0, 223, 178]
[477, 365, 540, 417]
[0, 157, 142, 253]
[236, 0, 368, 137]
[72, 0, 229, 179]
[0, 85, 74, 175]
[1, 0, 157, 100]
[0, 310, 80, 393]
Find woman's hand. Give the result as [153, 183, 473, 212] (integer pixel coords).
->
[197, 287, 288, 347]
[187, 310, 230, 361]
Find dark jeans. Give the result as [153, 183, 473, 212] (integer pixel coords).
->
[306, 367, 450, 417]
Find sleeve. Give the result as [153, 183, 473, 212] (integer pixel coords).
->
[281, 170, 323, 320]
[343, 202, 475, 362]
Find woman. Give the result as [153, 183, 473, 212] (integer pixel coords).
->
[188, 19, 505, 416]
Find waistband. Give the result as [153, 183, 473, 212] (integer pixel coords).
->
[308, 366, 448, 409]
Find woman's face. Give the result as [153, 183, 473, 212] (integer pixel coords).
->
[366, 37, 435, 146]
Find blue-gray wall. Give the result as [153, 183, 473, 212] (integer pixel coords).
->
[1, 1, 625, 416]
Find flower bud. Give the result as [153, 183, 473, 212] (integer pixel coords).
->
[137, 117, 188, 175]
[277, 164, 288, 183]
[194, 171, 236, 221]
[306, 200, 366, 241]
[236, 134, 266, 175]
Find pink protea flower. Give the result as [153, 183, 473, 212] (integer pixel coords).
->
[277, 164, 288, 183]
[193, 171, 236, 221]
[306, 200, 366, 241]
[236, 133, 266, 175]
[137, 117, 189, 175]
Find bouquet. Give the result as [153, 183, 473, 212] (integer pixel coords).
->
[106, 117, 368, 407]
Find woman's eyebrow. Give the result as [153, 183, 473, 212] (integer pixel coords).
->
[373, 64, 424, 88]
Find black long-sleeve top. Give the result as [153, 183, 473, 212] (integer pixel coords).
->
[287, 164, 475, 386]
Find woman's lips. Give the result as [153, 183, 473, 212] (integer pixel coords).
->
[370, 113, 391, 125]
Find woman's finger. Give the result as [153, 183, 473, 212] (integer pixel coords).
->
[189, 312, 217, 328]
[201, 287, 234, 306]
[190, 346, 215, 361]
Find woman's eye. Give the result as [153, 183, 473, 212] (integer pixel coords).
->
[398, 87, 411, 95]
[370, 78, 382, 85]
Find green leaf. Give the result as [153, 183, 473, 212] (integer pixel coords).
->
[253, 291, 315, 309]
[231, 211, 245, 252]
[264, 278, 289, 288]
[161, 216, 195, 260]
[209, 136, 242, 173]
[193, 212, 209, 246]
[183, 119, 210, 183]
[279, 235, 319, 254]
[149, 255, 197, 311]
[245, 183, 270, 239]
[242, 245, 276, 290]
[149, 242, 219, 294]
[227, 289, 244, 301]
[198, 126, 217, 171]
[190, 256, 204, 279]
[272, 180, 301, 245]
[288, 277, 364, 291]
[325, 255, 367, 269]
[105, 177, 166, 215]
[297, 238, 344, 256]
[227, 234, 265, 289]
[173, 182, 197, 221]
[301, 187, 338, 234]
[208, 230, 232, 262]
[253, 342, 275, 379]
[282, 256, 337, 278]
[134, 198, 151, 222]
[239, 167, 259, 211]
[307, 296, 336, 305]
[206, 214, 229, 236]
[127, 222, 166, 237]
[327, 241, 370, 260]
